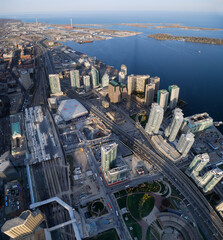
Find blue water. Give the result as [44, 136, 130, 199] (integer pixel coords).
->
[4, 11, 223, 132]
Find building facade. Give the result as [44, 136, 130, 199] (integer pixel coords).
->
[145, 83, 155, 107]
[145, 103, 164, 135]
[150, 76, 160, 93]
[108, 81, 122, 103]
[101, 143, 118, 171]
[157, 89, 169, 110]
[1, 210, 44, 239]
[70, 70, 80, 89]
[168, 85, 180, 109]
[165, 108, 184, 142]
[49, 74, 62, 95]
[91, 67, 99, 88]
[101, 73, 109, 88]
[176, 132, 195, 157]
[83, 75, 91, 92]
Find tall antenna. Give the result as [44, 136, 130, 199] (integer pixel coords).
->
[70, 18, 72, 28]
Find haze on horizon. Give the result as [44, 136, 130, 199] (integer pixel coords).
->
[0, 0, 223, 15]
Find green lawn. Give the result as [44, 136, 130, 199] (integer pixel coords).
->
[114, 190, 127, 198]
[117, 196, 127, 209]
[123, 213, 142, 240]
[141, 197, 155, 218]
[128, 193, 144, 220]
[159, 182, 166, 194]
[85, 228, 120, 240]
[146, 226, 151, 240]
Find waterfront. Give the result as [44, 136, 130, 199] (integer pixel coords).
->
[14, 11, 223, 132]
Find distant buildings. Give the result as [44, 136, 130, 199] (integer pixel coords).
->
[186, 154, 223, 192]
[119, 71, 126, 83]
[70, 70, 80, 89]
[181, 113, 213, 133]
[49, 74, 63, 96]
[83, 75, 91, 92]
[150, 76, 160, 94]
[157, 89, 169, 111]
[1, 210, 44, 239]
[145, 83, 155, 107]
[101, 142, 118, 171]
[176, 132, 195, 157]
[165, 108, 184, 142]
[101, 73, 109, 88]
[145, 103, 164, 135]
[168, 85, 180, 109]
[91, 67, 99, 88]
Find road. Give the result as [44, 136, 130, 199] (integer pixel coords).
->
[62, 86, 223, 240]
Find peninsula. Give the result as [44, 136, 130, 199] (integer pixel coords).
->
[147, 33, 223, 45]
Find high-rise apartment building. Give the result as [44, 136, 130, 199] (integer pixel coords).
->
[165, 108, 184, 142]
[150, 76, 160, 93]
[70, 70, 80, 89]
[127, 74, 150, 95]
[119, 71, 126, 83]
[176, 132, 195, 157]
[121, 64, 127, 75]
[108, 81, 122, 103]
[157, 89, 169, 110]
[203, 169, 223, 192]
[91, 67, 99, 88]
[145, 83, 155, 107]
[145, 103, 164, 134]
[49, 74, 62, 95]
[168, 85, 180, 109]
[101, 73, 109, 88]
[83, 75, 91, 92]
[101, 143, 118, 171]
[187, 153, 210, 176]
[1, 210, 44, 239]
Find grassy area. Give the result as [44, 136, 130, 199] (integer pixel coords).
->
[141, 197, 155, 218]
[85, 228, 120, 240]
[162, 188, 169, 197]
[123, 213, 142, 240]
[114, 190, 127, 198]
[130, 114, 137, 121]
[128, 193, 144, 220]
[117, 196, 127, 209]
[146, 226, 151, 240]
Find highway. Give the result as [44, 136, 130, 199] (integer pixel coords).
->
[62, 86, 223, 240]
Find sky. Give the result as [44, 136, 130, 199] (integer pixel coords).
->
[0, 0, 223, 14]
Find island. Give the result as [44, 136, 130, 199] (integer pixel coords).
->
[152, 24, 223, 31]
[147, 33, 223, 45]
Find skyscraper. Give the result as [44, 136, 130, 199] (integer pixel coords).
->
[145, 83, 155, 107]
[127, 75, 135, 95]
[49, 74, 62, 95]
[150, 76, 160, 93]
[121, 64, 127, 75]
[165, 108, 184, 142]
[91, 67, 99, 88]
[145, 103, 164, 134]
[186, 153, 210, 176]
[101, 142, 118, 171]
[101, 73, 109, 88]
[1, 210, 44, 239]
[83, 75, 91, 92]
[108, 81, 121, 103]
[203, 169, 223, 192]
[168, 85, 180, 109]
[157, 89, 169, 110]
[127, 74, 150, 95]
[176, 132, 195, 157]
[70, 70, 80, 89]
[119, 71, 126, 83]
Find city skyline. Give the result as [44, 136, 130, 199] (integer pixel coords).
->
[1, 0, 223, 14]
